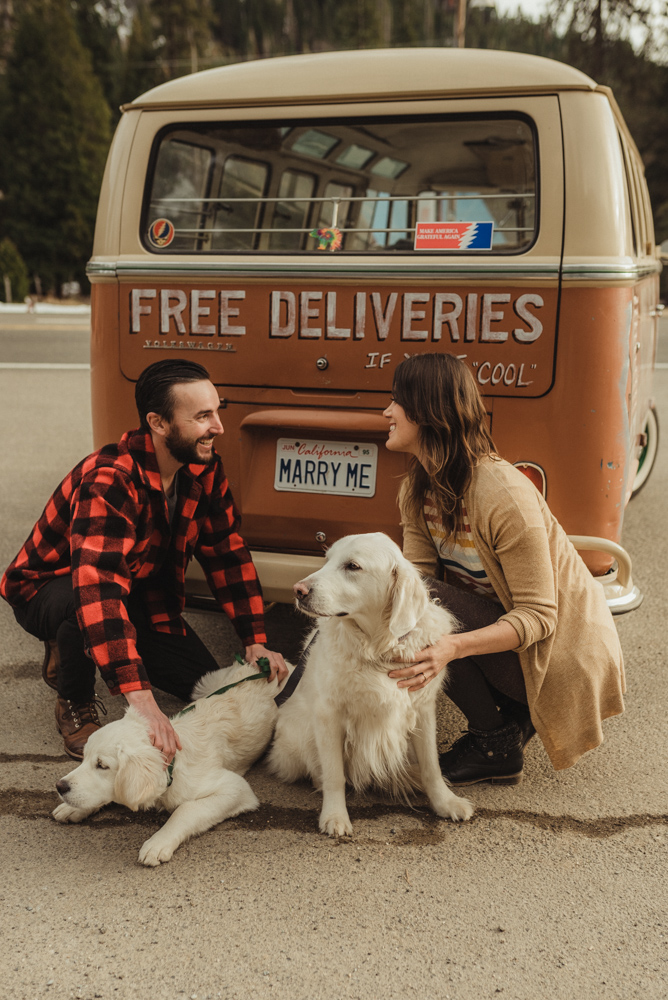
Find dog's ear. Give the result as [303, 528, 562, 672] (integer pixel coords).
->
[113, 744, 165, 811]
[388, 560, 429, 638]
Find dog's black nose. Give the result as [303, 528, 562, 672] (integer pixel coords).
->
[56, 779, 70, 796]
[294, 580, 311, 599]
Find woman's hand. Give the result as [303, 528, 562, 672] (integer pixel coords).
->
[388, 620, 521, 692]
[388, 633, 460, 692]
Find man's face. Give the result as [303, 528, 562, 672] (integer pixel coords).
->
[163, 380, 224, 466]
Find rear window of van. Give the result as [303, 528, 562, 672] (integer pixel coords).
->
[142, 114, 537, 255]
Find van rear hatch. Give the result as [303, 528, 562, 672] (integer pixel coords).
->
[119, 108, 560, 399]
[122, 278, 556, 398]
[116, 99, 562, 556]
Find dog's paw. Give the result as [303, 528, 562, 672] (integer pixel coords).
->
[138, 834, 176, 867]
[442, 794, 475, 823]
[52, 802, 89, 824]
[428, 781, 475, 823]
[319, 811, 353, 838]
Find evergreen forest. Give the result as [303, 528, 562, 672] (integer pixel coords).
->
[0, 0, 667, 297]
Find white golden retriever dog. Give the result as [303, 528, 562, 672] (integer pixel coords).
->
[53, 659, 291, 866]
[268, 533, 474, 836]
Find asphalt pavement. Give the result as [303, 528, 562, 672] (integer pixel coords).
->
[1, 311, 667, 1000]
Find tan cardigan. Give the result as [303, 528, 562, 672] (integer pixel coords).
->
[400, 457, 625, 770]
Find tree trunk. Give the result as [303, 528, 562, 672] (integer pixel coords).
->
[455, 0, 466, 48]
[592, 0, 604, 78]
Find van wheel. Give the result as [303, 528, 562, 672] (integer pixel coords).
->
[631, 405, 659, 498]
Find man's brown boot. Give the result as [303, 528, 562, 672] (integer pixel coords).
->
[42, 640, 59, 690]
[55, 697, 107, 760]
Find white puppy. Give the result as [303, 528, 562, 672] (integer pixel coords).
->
[53, 659, 291, 866]
[268, 532, 474, 836]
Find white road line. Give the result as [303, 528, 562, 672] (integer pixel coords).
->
[0, 362, 90, 370]
[35, 317, 90, 325]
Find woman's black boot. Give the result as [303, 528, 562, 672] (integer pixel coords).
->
[493, 692, 536, 749]
[439, 720, 524, 786]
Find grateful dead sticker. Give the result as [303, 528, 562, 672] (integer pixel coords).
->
[414, 221, 494, 251]
[147, 218, 175, 248]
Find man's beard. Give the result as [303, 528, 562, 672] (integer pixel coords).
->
[164, 425, 216, 465]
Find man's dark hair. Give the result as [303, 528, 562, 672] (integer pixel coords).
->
[135, 360, 211, 431]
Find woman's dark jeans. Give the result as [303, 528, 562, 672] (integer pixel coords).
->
[426, 578, 529, 732]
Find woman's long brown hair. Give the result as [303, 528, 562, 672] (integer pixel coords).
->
[392, 354, 497, 538]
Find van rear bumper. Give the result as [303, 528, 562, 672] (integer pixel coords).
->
[186, 550, 326, 607]
[568, 537, 643, 615]
[186, 536, 641, 614]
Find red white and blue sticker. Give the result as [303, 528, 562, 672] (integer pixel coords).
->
[147, 218, 175, 248]
[414, 221, 494, 251]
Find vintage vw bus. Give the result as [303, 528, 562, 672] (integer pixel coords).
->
[87, 48, 661, 612]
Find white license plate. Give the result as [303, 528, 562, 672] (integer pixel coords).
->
[274, 438, 378, 497]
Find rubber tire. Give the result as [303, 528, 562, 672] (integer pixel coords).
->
[631, 405, 659, 498]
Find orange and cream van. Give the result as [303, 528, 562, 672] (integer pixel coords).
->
[87, 48, 661, 613]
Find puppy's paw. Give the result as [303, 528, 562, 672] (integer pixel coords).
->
[319, 811, 353, 838]
[138, 834, 177, 867]
[52, 802, 89, 824]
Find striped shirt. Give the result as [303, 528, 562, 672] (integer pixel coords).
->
[423, 493, 497, 597]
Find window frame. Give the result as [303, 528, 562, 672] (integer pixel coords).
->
[140, 112, 540, 257]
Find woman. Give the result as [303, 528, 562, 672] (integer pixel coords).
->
[384, 353, 625, 785]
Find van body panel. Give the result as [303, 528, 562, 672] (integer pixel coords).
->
[90, 283, 128, 448]
[494, 287, 631, 527]
[560, 91, 636, 259]
[91, 112, 139, 259]
[87, 50, 659, 598]
[122, 48, 597, 111]
[120, 280, 559, 397]
[236, 403, 407, 551]
[111, 95, 563, 263]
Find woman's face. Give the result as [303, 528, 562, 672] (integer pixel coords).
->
[383, 397, 421, 456]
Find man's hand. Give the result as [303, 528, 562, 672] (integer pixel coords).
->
[124, 689, 182, 764]
[245, 643, 288, 684]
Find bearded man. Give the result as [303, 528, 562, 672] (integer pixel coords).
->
[1, 359, 287, 761]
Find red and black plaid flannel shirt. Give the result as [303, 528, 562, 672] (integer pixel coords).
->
[1, 429, 267, 695]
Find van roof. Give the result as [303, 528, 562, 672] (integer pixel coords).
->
[124, 48, 598, 111]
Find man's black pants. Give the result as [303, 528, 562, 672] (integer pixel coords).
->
[13, 576, 219, 703]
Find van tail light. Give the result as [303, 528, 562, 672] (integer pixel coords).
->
[514, 461, 547, 497]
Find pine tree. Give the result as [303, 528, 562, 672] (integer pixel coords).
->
[155, 0, 215, 79]
[210, 0, 284, 59]
[119, 0, 166, 104]
[328, 0, 383, 49]
[71, 0, 126, 117]
[1, 0, 111, 295]
[550, 1, 654, 77]
[0, 237, 29, 303]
